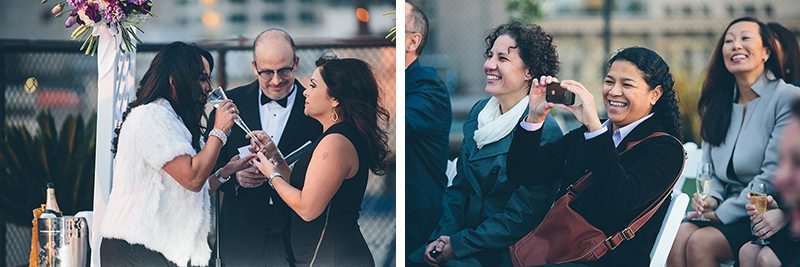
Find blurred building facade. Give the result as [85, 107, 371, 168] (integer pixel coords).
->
[411, 0, 800, 154]
[0, 0, 394, 42]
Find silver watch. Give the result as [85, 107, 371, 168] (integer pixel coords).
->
[268, 172, 282, 188]
[214, 169, 230, 184]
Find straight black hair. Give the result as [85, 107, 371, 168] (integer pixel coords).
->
[698, 17, 783, 146]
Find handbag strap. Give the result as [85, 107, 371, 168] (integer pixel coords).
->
[566, 132, 685, 251]
[570, 132, 676, 193]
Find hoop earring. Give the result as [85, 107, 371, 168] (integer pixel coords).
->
[331, 109, 339, 122]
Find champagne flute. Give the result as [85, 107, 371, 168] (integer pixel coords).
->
[694, 162, 714, 221]
[749, 183, 770, 245]
[207, 86, 285, 164]
[206, 86, 268, 149]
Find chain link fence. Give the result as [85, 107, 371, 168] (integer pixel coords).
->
[1, 38, 395, 267]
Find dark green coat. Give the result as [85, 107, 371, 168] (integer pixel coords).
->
[411, 98, 563, 266]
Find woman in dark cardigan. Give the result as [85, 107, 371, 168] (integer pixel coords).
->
[507, 47, 685, 266]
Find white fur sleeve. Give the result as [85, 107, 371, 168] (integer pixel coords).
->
[127, 104, 197, 169]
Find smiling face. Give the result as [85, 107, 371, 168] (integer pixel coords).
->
[722, 21, 770, 79]
[603, 60, 662, 129]
[303, 67, 338, 122]
[253, 38, 297, 100]
[483, 35, 532, 98]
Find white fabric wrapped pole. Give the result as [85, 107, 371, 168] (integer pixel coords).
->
[91, 24, 136, 267]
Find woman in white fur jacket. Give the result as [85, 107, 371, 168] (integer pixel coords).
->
[99, 42, 252, 266]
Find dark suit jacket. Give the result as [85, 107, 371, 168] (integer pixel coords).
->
[207, 80, 322, 266]
[507, 116, 684, 266]
[411, 98, 563, 266]
[405, 59, 452, 255]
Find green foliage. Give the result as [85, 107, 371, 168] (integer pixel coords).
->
[672, 71, 703, 144]
[507, 0, 543, 23]
[0, 112, 96, 226]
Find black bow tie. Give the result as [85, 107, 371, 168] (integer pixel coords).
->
[261, 93, 289, 107]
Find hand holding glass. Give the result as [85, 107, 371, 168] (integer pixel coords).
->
[207, 86, 285, 164]
[207, 86, 267, 149]
[694, 162, 714, 221]
[749, 183, 770, 245]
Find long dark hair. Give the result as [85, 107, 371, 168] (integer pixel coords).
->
[698, 17, 783, 146]
[768, 22, 800, 84]
[112, 42, 209, 154]
[608, 47, 683, 141]
[315, 55, 390, 175]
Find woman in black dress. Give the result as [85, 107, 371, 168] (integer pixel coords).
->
[252, 54, 390, 266]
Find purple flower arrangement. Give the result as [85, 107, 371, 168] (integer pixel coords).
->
[44, 0, 153, 55]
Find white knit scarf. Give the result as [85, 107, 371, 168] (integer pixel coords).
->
[474, 96, 529, 149]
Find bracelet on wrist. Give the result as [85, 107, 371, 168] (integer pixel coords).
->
[209, 128, 228, 146]
[214, 168, 230, 184]
[268, 172, 282, 188]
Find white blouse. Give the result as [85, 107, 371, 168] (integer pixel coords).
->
[100, 98, 211, 266]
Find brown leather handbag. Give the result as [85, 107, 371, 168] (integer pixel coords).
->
[509, 132, 684, 267]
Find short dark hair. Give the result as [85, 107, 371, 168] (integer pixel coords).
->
[406, 1, 429, 56]
[484, 22, 560, 80]
[768, 22, 800, 84]
[699, 17, 783, 146]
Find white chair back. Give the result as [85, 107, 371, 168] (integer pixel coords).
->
[649, 192, 690, 267]
[675, 142, 701, 193]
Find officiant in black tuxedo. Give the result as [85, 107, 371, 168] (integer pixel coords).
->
[207, 28, 322, 266]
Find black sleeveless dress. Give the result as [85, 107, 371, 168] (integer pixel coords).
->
[289, 122, 374, 266]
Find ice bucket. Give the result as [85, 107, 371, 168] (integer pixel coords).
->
[38, 216, 89, 267]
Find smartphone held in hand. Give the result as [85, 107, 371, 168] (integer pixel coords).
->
[545, 82, 575, 105]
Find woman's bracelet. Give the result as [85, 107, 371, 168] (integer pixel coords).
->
[268, 172, 282, 188]
[209, 128, 228, 146]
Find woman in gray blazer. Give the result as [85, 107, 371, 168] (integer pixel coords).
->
[668, 17, 800, 267]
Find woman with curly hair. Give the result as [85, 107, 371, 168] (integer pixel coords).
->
[507, 46, 685, 266]
[411, 22, 564, 266]
[251, 54, 389, 266]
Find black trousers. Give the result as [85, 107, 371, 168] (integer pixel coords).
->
[100, 238, 183, 267]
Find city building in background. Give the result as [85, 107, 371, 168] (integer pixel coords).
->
[2, 0, 394, 42]
[411, 0, 800, 155]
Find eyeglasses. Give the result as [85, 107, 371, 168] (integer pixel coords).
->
[256, 61, 295, 81]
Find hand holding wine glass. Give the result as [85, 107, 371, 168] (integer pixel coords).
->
[207, 86, 267, 148]
[212, 100, 237, 132]
[692, 162, 715, 221]
[749, 182, 771, 245]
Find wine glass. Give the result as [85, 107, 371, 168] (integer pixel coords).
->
[749, 183, 771, 245]
[694, 162, 714, 221]
[206, 86, 285, 164]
